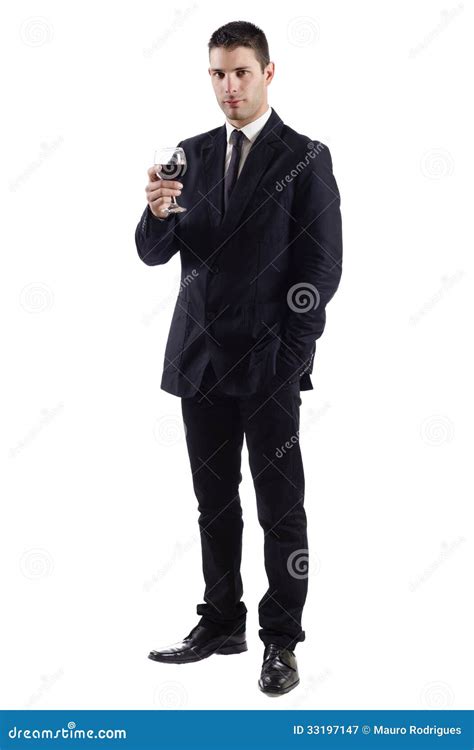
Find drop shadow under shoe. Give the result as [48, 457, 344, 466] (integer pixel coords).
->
[148, 624, 248, 664]
[258, 643, 300, 696]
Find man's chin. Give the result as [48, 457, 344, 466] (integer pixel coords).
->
[221, 105, 249, 120]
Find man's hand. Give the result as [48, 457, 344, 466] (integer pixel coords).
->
[145, 166, 183, 219]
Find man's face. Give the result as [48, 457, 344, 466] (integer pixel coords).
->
[208, 45, 274, 126]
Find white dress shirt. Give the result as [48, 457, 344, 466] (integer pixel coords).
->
[224, 106, 273, 178]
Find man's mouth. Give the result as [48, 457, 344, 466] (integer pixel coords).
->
[224, 99, 243, 106]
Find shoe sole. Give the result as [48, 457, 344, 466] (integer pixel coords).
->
[215, 642, 248, 655]
[258, 678, 300, 696]
[148, 640, 248, 664]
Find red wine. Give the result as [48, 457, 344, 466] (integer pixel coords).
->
[158, 162, 187, 180]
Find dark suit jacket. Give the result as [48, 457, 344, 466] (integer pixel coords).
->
[135, 108, 342, 398]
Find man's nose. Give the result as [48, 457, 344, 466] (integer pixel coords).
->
[225, 75, 238, 94]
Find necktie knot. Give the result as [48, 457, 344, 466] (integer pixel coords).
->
[229, 129, 245, 148]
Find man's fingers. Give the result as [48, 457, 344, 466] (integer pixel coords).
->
[145, 167, 184, 218]
[150, 196, 172, 218]
[152, 197, 171, 209]
[146, 166, 183, 190]
[147, 165, 160, 182]
[146, 184, 182, 198]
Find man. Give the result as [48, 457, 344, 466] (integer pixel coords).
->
[135, 20, 342, 696]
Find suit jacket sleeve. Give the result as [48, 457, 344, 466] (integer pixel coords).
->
[135, 206, 181, 266]
[135, 141, 184, 266]
[275, 143, 343, 382]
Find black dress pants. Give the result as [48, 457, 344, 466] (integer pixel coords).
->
[180, 361, 308, 652]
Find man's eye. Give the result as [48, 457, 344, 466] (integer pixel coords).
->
[213, 71, 248, 78]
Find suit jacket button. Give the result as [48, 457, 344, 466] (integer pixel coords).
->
[211, 265, 220, 273]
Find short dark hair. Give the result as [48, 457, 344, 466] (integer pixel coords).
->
[208, 21, 270, 72]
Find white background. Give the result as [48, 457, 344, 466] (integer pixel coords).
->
[1, 0, 472, 710]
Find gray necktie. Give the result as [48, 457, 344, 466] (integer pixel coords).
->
[224, 129, 245, 211]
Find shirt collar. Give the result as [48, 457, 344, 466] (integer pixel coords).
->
[225, 106, 272, 145]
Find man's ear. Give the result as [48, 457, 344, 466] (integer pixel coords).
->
[265, 62, 275, 85]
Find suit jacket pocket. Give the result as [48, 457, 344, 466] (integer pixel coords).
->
[248, 301, 285, 350]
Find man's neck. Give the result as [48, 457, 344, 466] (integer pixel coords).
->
[226, 104, 270, 129]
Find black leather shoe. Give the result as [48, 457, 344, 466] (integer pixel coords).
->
[148, 624, 248, 664]
[258, 643, 300, 695]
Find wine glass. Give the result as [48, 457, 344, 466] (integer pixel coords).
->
[154, 146, 187, 214]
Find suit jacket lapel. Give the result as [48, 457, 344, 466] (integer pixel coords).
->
[201, 109, 286, 242]
[201, 127, 227, 229]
